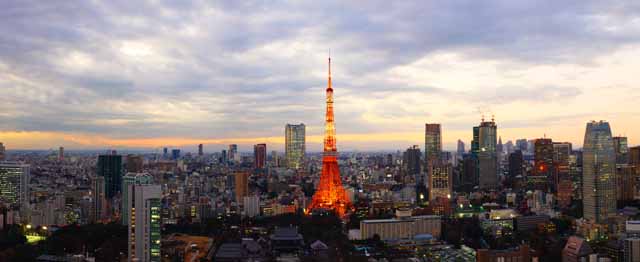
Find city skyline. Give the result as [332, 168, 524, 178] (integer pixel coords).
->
[1, 1, 640, 151]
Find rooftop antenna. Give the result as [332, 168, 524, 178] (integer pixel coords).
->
[491, 114, 495, 122]
[481, 114, 485, 122]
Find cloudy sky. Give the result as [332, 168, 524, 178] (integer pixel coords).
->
[1, 1, 639, 152]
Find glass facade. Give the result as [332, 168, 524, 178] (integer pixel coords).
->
[582, 121, 616, 223]
[285, 123, 305, 169]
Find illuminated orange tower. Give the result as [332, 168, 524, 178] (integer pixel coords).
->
[308, 57, 352, 217]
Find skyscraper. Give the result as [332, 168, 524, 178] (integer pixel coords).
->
[254, 144, 267, 169]
[92, 176, 106, 223]
[508, 150, 524, 178]
[198, 143, 204, 156]
[476, 118, 498, 189]
[0, 162, 29, 208]
[285, 123, 306, 169]
[127, 184, 161, 262]
[516, 139, 528, 152]
[125, 154, 144, 173]
[121, 173, 152, 225]
[308, 57, 351, 217]
[0, 143, 5, 161]
[534, 138, 555, 192]
[228, 144, 238, 163]
[58, 146, 64, 161]
[424, 123, 442, 167]
[613, 136, 629, 166]
[582, 121, 616, 223]
[403, 145, 422, 176]
[97, 154, 123, 199]
[234, 172, 249, 202]
[457, 140, 465, 155]
[171, 149, 180, 160]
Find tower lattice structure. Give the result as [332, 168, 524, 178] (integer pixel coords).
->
[308, 57, 352, 217]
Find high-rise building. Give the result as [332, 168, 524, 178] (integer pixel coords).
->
[424, 123, 442, 167]
[228, 144, 238, 163]
[97, 154, 123, 199]
[457, 140, 465, 155]
[516, 139, 528, 152]
[403, 145, 422, 176]
[308, 57, 351, 217]
[0, 163, 29, 208]
[127, 184, 161, 262]
[429, 161, 452, 201]
[198, 144, 204, 156]
[234, 172, 249, 202]
[285, 124, 306, 169]
[0, 143, 5, 161]
[171, 149, 180, 160]
[271, 150, 279, 167]
[254, 144, 267, 169]
[122, 173, 152, 225]
[125, 154, 144, 173]
[58, 146, 64, 161]
[92, 176, 106, 223]
[162, 147, 168, 158]
[508, 150, 524, 178]
[613, 136, 629, 166]
[221, 149, 228, 164]
[582, 121, 616, 223]
[476, 118, 498, 189]
[534, 138, 555, 192]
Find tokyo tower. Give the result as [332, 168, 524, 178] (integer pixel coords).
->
[308, 56, 352, 217]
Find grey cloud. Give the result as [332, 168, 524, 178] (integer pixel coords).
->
[0, 0, 638, 146]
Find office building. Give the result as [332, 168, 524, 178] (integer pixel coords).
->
[285, 123, 306, 169]
[360, 212, 441, 241]
[457, 140, 465, 155]
[228, 144, 238, 163]
[424, 123, 442, 166]
[126, 154, 144, 173]
[234, 172, 249, 202]
[404, 145, 422, 176]
[0, 143, 5, 161]
[127, 184, 161, 262]
[243, 195, 260, 217]
[475, 118, 498, 189]
[97, 154, 123, 199]
[254, 144, 267, 169]
[613, 136, 629, 165]
[516, 139, 528, 152]
[198, 143, 203, 156]
[92, 176, 106, 223]
[122, 173, 153, 225]
[534, 138, 555, 192]
[0, 163, 29, 208]
[582, 121, 616, 223]
[508, 150, 524, 178]
[429, 161, 452, 201]
[58, 146, 64, 161]
[171, 149, 180, 160]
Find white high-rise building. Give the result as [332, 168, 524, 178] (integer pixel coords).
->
[122, 173, 152, 225]
[127, 184, 161, 262]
